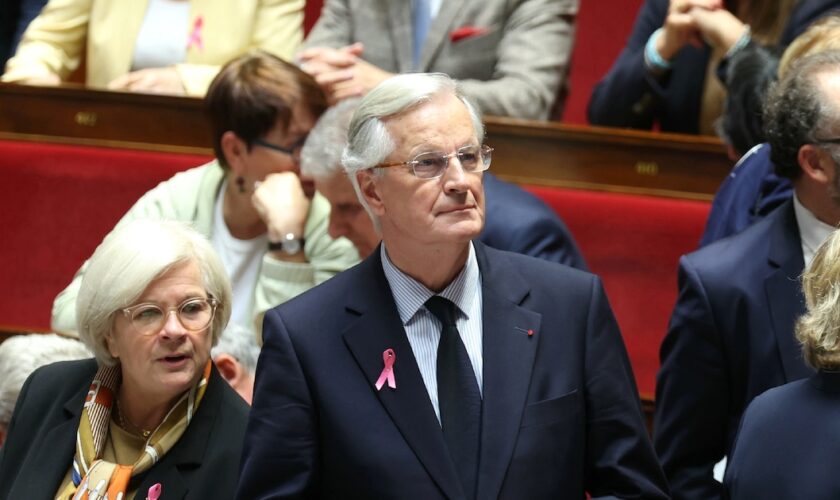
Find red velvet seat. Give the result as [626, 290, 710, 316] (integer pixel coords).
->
[0, 139, 210, 331]
[524, 185, 711, 394]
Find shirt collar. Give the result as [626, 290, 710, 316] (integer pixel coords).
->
[793, 193, 836, 267]
[381, 242, 481, 325]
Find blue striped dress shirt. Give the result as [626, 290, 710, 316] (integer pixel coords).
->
[381, 243, 484, 423]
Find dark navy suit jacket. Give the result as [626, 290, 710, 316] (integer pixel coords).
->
[237, 242, 668, 499]
[724, 372, 840, 500]
[0, 358, 250, 499]
[654, 200, 813, 499]
[481, 172, 587, 270]
[588, 0, 839, 133]
[700, 143, 792, 247]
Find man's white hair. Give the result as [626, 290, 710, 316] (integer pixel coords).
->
[341, 73, 484, 231]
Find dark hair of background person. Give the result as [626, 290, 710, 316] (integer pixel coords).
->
[718, 45, 780, 156]
[764, 50, 840, 180]
[205, 50, 328, 169]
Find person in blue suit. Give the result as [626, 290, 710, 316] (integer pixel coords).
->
[699, 143, 791, 246]
[588, 0, 838, 134]
[654, 50, 840, 499]
[723, 226, 840, 500]
[236, 73, 668, 499]
[299, 97, 588, 270]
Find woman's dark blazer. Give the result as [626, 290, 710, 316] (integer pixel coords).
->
[0, 358, 249, 499]
[587, 0, 840, 134]
[724, 371, 840, 500]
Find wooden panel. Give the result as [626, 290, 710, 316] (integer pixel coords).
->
[0, 83, 733, 198]
[487, 117, 731, 200]
[0, 83, 212, 155]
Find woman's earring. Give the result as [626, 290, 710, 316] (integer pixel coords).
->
[236, 176, 245, 194]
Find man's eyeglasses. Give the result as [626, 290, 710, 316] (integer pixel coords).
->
[253, 135, 308, 162]
[121, 297, 218, 336]
[377, 144, 493, 179]
[815, 138, 840, 146]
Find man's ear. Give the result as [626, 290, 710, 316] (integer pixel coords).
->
[214, 353, 242, 385]
[358, 170, 385, 216]
[799, 143, 831, 184]
[220, 131, 248, 175]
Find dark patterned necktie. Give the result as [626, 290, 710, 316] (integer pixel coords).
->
[425, 295, 481, 500]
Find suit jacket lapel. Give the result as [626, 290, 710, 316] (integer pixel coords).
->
[21, 386, 88, 498]
[473, 243, 541, 499]
[765, 202, 811, 381]
[342, 247, 464, 500]
[420, 0, 465, 70]
[385, 0, 415, 73]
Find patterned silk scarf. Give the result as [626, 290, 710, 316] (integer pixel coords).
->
[56, 360, 212, 500]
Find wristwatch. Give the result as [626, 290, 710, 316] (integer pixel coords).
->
[268, 233, 305, 255]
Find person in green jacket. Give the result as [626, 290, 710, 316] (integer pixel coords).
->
[51, 51, 359, 343]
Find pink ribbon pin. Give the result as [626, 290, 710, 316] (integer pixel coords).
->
[187, 16, 204, 51]
[147, 482, 162, 500]
[375, 349, 396, 390]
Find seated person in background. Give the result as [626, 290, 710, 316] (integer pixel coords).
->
[236, 72, 668, 500]
[724, 227, 840, 499]
[0, 0, 47, 68]
[212, 323, 260, 405]
[50, 51, 359, 342]
[298, 0, 578, 120]
[2, 0, 303, 96]
[0, 219, 249, 499]
[701, 14, 840, 247]
[300, 97, 589, 269]
[716, 42, 779, 160]
[654, 50, 840, 499]
[588, 0, 838, 134]
[0, 332, 91, 446]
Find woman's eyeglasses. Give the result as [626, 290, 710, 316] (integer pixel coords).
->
[121, 297, 217, 335]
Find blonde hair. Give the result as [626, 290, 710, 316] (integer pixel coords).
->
[779, 14, 840, 78]
[76, 219, 232, 367]
[796, 228, 840, 370]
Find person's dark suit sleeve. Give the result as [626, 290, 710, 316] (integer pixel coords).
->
[508, 214, 589, 271]
[654, 256, 728, 499]
[584, 276, 670, 499]
[236, 308, 319, 499]
[587, 0, 669, 129]
[0, 363, 40, 495]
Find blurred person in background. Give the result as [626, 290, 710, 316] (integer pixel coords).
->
[299, 0, 578, 120]
[212, 323, 259, 405]
[589, 0, 838, 134]
[50, 52, 359, 344]
[2, 0, 304, 96]
[701, 14, 840, 247]
[0, 332, 91, 446]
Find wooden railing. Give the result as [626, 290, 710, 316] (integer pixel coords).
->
[0, 83, 733, 199]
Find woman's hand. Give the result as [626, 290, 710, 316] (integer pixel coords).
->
[689, 7, 748, 52]
[251, 172, 311, 247]
[657, 0, 722, 60]
[108, 67, 186, 95]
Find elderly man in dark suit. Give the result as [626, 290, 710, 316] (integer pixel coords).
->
[299, 97, 588, 269]
[654, 49, 840, 499]
[236, 73, 668, 499]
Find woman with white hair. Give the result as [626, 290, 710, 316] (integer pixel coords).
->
[723, 227, 840, 498]
[0, 219, 249, 499]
